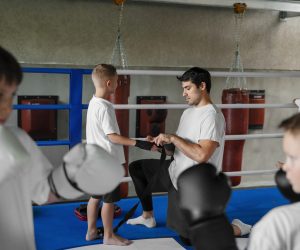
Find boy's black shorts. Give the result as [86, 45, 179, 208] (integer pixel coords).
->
[91, 185, 120, 203]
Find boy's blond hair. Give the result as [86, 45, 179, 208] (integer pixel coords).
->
[92, 64, 117, 83]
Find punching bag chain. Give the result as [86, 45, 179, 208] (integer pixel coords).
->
[225, 3, 247, 90]
[110, 2, 128, 68]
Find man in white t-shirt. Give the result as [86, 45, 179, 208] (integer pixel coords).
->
[127, 67, 250, 244]
[176, 113, 300, 250]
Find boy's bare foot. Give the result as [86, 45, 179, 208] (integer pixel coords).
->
[116, 234, 132, 245]
[85, 228, 103, 241]
[103, 233, 132, 246]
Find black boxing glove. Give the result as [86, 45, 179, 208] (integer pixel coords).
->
[275, 169, 300, 203]
[135, 140, 154, 151]
[163, 143, 175, 152]
[177, 163, 238, 250]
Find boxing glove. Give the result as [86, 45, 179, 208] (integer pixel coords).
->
[275, 169, 300, 203]
[0, 125, 30, 184]
[48, 143, 124, 200]
[135, 140, 154, 150]
[164, 143, 175, 152]
[177, 163, 238, 250]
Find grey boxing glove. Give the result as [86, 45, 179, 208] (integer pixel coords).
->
[48, 143, 124, 200]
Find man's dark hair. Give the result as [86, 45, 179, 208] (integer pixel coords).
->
[0, 46, 23, 85]
[177, 67, 211, 93]
[279, 113, 300, 135]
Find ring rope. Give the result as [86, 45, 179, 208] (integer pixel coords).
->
[13, 103, 296, 111]
[134, 133, 283, 141]
[117, 69, 300, 78]
[224, 133, 283, 140]
[121, 169, 277, 183]
[112, 103, 296, 110]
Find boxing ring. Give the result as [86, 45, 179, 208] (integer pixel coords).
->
[14, 68, 300, 249]
[16, 67, 299, 179]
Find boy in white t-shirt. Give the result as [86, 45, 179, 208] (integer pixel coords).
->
[85, 64, 152, 246]
[247, 113, 300, 250]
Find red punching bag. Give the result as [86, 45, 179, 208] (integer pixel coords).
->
[222, 3, 249, 186]
[222, 88, 249, 186]
[249, 90, 265, 129]
[109, 75, 130, 198]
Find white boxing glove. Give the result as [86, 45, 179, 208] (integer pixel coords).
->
[48, 143, 124, 200]
[0, 125, 30, 184]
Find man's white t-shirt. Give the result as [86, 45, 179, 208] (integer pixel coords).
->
[0, 127, 52, 250]
[86, 95, 125, 164]
[248, 202, 300, 250]
[169, 104, 225, 189]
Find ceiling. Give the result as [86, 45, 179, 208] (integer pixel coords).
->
[131, 0, 300, 13]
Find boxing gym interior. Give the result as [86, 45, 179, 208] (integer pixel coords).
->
[2, 0, 300, 249]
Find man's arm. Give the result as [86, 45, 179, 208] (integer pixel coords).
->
[153, 133, 219, 163]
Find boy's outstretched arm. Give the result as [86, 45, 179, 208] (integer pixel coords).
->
[107, 133, 154, 150]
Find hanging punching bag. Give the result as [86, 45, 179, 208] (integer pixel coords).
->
[109, 75, 130, 198]
[249, 90, 265, 129]
[222, 88, 249, 186]
[222, 3, 248, 187]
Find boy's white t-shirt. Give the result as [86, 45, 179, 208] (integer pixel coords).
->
[0, 127, 52, 250]
[169, 104, 225, 189]
[248, 202, 300, 250]
[86, 95, 125, 164]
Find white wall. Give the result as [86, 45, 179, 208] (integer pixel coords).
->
[2, 0, 300, 192]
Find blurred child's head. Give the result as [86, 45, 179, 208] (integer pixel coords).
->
[0, 46, 23, 124]
[92, 64, 118, 94]
[280, 113, 300, 193]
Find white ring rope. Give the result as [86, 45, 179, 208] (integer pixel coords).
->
[134, 133, 283, 141]
[113, 103, 296, 109]
[113, 97, 298, 181]
[224, 169, 277, 177]
[121, 169, 277, 183]
[117, 69, 300, 78]
[225, 133, 283, 140]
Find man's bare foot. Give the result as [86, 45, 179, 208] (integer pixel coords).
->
[232, 219, 252, 236]
[103, 233, 132, 246]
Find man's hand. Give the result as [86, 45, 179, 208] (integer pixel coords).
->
[152, 133, 173, 146]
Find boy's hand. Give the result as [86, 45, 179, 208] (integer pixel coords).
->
[146, 135, 154, 142]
